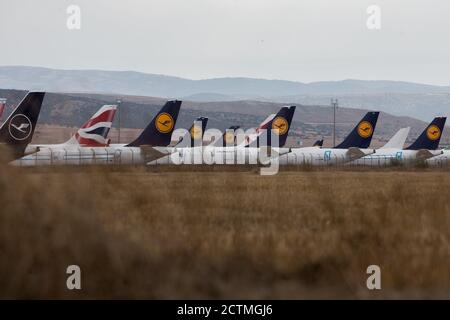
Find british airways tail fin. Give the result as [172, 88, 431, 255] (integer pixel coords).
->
[0, 99, 6, 122]
[65, 105, 117, 147]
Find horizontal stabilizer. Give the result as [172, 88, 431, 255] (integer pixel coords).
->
[416, 149, 442, 160]
[140, 145, 168, 163]
[345, 147, 374, 161]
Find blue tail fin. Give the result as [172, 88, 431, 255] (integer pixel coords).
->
[335, 111, 379, 149]
[220, 125, 240, 147]
[0, 92, 45, 159]
[127, 100, 181, 147]
[405, 117, 446, 150]
[253, 106, 296, 147]
[173, 116, 208, 147]
[188, 117, 208, 147]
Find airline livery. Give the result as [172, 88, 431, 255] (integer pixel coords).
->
[24, 104, 118, 155]
[278, 112, 380, 165]
[14, 100, 181, 166]
[353, 117, 447, 166]
[0, 92, 45, 162]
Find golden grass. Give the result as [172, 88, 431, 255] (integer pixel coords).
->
[0, 164, 449, 299]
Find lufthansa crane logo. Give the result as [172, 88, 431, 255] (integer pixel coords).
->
[190, 125, 202, 140]
[426, 125, 441, 141]
[8, 114, 33, 141]
[155, 113, 174, 133]
[357, 121, 373, 138]
[272, 116, 289, 136]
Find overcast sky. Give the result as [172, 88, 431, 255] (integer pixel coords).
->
[1, 0, 450, 85]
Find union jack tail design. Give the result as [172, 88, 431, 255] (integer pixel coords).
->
[66, 105, 117, 147]
[0, 99, 6, 121]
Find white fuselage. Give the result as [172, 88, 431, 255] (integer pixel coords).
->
[426, 150, 450, 166]
[148, 146, 374, 166]
[12, 145, 168, 166]
[277, 147, 375, 166]
[352, 148, 443, 166]
[148, 146, 290, 166]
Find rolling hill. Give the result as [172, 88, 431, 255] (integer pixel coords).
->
[1, 66, 450, 121]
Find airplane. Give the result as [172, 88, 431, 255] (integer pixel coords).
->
[278, 111, 380, 165]
[0, 92, 45, 162]
[148, 106, 297, 165]
[13, 100, 182, 166]
[24, 104, 118, 154]
[352, 117, 447, 166]
[208, 126, 240, 147]
[171, 116, 209, 148]
[426, 145, 450, 166]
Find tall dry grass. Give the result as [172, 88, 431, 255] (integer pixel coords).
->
[0, 163, 449, 299]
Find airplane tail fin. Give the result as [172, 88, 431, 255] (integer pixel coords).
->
[380, 127, 410, 149]
[65, 105, 117, 147]
[0, 92, 45, 159]
[0, 99, 6, 121]
[335, 111, 379, 149]
[248, 106, 296, 147]
[126, 100, 182, 147]
[212, 125, 240, 147]
[189, 117, 208, 147]
[267, 106, 296, 147]
[175, 116, 208, 147]
[405, 117, 447, 150]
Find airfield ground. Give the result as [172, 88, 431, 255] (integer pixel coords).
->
[0, 165, 449, 298]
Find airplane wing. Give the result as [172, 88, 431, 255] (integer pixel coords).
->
[345, 147, 374, 161]
[415, 149, 443, 160]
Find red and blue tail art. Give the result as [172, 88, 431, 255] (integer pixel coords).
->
[127, 100, 182, 147]
[405, 117, 447, 150]
[0, 99, 6, 121]
[0, 92, 45, 160]
[66, 105, 117, 147]
[335, 111, 379, 149]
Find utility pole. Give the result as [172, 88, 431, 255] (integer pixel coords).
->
[116, 98, 122, 143]
[331, 98, 338, 147]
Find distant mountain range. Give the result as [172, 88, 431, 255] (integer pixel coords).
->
[0, 65, 450, 121]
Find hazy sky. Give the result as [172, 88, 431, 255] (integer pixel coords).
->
[1, 0, 450, 85]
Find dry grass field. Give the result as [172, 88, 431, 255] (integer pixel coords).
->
[0, 163, 449, 299]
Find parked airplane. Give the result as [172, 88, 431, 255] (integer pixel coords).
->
[209, 126, 240, 147]
[13, 100, 182, 166]
[427, 145, 450, 166]
[278, 111, 380, 165]
[149, 106, 297, 165]
[0, 92, 45, 162]
[352, 117, 447, 166]
[24, 104, 117, 155]
[172, 116, 208, 148]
